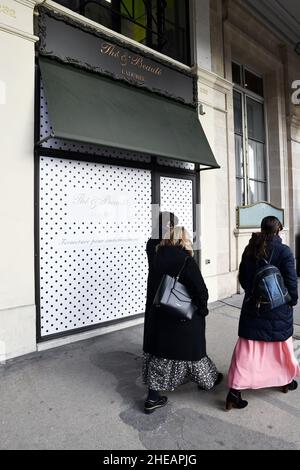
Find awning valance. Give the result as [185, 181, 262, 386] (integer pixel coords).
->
[39, 58, 219, 169]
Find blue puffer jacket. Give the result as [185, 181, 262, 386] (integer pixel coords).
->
[238, 236, 298, 342]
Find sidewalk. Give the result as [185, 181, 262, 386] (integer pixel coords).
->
[0, 296, 300, 450]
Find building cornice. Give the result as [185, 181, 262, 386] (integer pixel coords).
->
[38, 0, 191, 72]
[237, 0, 300, 50]
[224, 19, 282, 69]
[0, 22, 39, 41]
[192, 65, 233, 94]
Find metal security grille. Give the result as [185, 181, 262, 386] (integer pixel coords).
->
[39, 156, 152, 337]
[160, 176, 194, 238]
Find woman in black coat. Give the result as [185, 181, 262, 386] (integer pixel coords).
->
[143, 226, 222, 414]
[226, 216, 300, 411]
[145, 211, 178, 314]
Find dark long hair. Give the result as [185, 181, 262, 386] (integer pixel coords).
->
[245, 216, 283, 260]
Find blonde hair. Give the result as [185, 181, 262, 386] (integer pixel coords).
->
[158, 226, 193, 256]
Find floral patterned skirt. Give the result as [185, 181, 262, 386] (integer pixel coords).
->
[142, 353, 218, 392]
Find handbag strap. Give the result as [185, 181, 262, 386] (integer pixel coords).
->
[175, 256, 190, 281]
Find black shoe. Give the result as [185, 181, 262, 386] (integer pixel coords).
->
[282, 380, 298, 393]
[225, 389, 248, 411]
[144, 396, 168, 414]
[214, 373, 224, 387]
[198, 372, 224, 391]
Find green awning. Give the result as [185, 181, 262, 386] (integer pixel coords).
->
[39, 58, 219, 168]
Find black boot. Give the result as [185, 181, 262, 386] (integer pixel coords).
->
[282, 380, 298, 393]
[225, 388, 248, 411]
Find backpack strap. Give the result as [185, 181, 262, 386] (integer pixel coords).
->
[262, 248, 274, 265]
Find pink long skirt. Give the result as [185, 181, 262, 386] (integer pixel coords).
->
[228, 337, 300, 390]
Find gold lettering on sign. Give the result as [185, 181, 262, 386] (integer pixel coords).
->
[100, 41, 163, 78]
[101, 43, 120, 58]
[0, 4, 16, 18]
[121, 69, 145, 83]
[130, 55, 162, 76]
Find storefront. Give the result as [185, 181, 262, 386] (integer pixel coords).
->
[35, 7, 219, 340]
[1, 0, 298, 361]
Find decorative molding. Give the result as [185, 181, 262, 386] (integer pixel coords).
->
[240, 0, 300, 49]
[0, 22, 39, 41]
[195, 65, 233, 94]
[234, 228, 259, 237]
[197, 99, 228, 115]
[0, 4, 16, 18]
[40, 0, 191, 73]
[234, 227, 289, 237]
[224, 20, 282, 69]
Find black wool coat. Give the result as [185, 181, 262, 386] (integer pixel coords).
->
[238, 236, 298, 342]
[145, 237, 161, 314]
[143, 245, 209, 361]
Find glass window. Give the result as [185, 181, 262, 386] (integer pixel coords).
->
[119, 1, 147, 45]
[246, 97, 265, 142]
[232, 63, 267, 206]
[248, 140, 265, 181]
[236, 177, 245, 207]
[232, 62, 242, 86]
[235, 134, 244, 178]
[85, 1, 115, 30]
[249, 180, 267, 204]
[233, 91, 243, 135]
[244, 69, 264, 97]
[54, 0, 191, 65]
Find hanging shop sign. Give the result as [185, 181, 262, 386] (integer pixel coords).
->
[37, 8, 196, 106]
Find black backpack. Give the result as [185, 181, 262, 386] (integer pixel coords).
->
[252, 250, 291, 310]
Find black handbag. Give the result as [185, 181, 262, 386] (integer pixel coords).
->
[153, 257, 198, 321]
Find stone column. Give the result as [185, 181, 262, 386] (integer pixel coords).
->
[190, 0, 212, 71]
[0, 0, 42, 361]
[284, 49, 300, 259]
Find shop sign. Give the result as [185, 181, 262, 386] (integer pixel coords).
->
[38, 9, 196, 106]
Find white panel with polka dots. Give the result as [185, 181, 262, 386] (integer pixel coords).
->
[160, 176, 194, 238]
[39, 156, 152, 337]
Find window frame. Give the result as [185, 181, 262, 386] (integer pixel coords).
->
[233, 66, 269, 207]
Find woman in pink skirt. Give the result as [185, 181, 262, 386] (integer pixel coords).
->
[226, 216, 300, 410]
